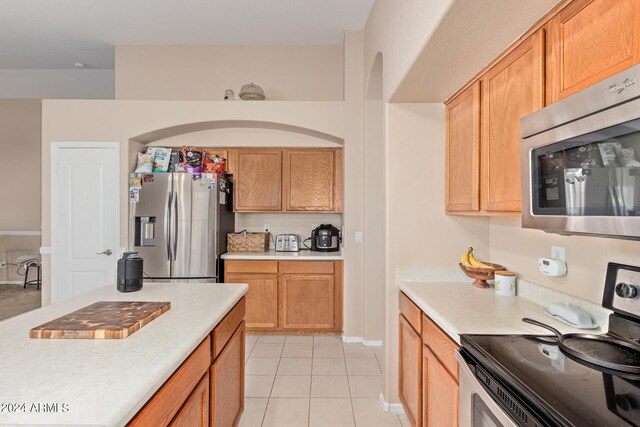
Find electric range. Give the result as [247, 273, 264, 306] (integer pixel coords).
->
[457, 262, 640, 427]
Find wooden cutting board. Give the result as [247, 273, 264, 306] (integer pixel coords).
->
[29, 301, 171, 339]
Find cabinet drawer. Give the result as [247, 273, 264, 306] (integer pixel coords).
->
[128, 336, 211, 426]
[212, 297, 246, 358]
[225, 260, 278, 274]
[422, 313, 459, 381]
[399, 292, 422, 334]
[279, 261, 334, 274]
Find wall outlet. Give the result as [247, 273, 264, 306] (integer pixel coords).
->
[551, 245, 566, 261]
[263, 224, 270, 233]
[0, 261, 6, 269]
[355, 231, 363, 243]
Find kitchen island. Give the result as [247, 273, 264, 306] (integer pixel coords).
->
[0, 282, 247, 427]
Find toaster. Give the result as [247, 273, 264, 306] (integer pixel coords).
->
[275, 234, 301, 252]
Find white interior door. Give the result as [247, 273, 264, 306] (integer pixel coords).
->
[52, 143, 119, 303]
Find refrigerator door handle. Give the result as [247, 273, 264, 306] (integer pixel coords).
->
[165, 191, 172, 261]
[173, 189, 178, 260]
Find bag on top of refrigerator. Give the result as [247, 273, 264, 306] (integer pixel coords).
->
[147, 147, 172, 173]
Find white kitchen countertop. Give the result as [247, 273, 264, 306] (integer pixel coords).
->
[399, 281, 604, 345]
[222, 248, 343, 260]
[0, 282, 247, 427]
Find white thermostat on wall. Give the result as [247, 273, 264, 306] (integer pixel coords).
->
[538, 257, 567, 277]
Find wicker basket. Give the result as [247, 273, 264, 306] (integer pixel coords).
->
[227, 232, 270, 253]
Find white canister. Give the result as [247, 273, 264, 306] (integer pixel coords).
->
[494, 271, 517, 296]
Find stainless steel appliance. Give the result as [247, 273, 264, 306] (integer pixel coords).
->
[275, 234, 301, 252]
[521, 64, 640, 240]
[310, 224, 340, 252]
[129, 173, 234, 282]
[117, 252, 143, 292]
[457, 262, 640, 426]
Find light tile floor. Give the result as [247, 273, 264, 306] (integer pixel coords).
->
[240, 334, 411, 427]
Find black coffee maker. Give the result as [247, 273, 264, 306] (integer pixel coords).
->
[310, 224, 340, 252]
[117, 252, 144, 292]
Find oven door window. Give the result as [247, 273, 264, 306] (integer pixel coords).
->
[474, 394, 507, 427]
[532, 117, 640, 216]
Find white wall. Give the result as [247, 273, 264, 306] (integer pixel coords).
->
[383, 103, 489, 403]
[0, 70, 114, 99]
[490, 217, 640, 303]
[364, 0, 454, 101]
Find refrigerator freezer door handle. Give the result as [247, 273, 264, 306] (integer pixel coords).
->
[165, 191, 172, 261]
[173, 190, 178, 260]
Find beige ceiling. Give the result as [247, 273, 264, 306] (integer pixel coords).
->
[392, 0, 561, 103]
[0, 0, 374, 69]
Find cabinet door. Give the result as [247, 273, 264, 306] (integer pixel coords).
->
[234, 149, 282, 211]
[546, 0, 640, 103]
[169, 373, 209, 427]
[211, 321, 245, 427]
[283, 149, 336, 212]
[225, 273, 278, 329]
[445, 81, 481, 213]
[280, 273, 335, 329]
[423, 345, 458, 427]
[399, 314, 422, 427]
[481, 30, 544, 213]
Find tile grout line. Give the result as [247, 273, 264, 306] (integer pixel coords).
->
[342, 340, 359, 426]
[307, 336, 315, 426]
[260, 336, 285, 427]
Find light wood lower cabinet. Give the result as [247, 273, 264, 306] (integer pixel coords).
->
[398, 292, 460, 427]
[127, 297, 245, 427]
[281, 273, 335, 329]
[225, 273, 278, 329]
[399, 314, 422, 427]
[423, 346, 459, 427]
[211, 320, 245, 427]
[169, 373, 209, 427]
[224, 260, 343, 333]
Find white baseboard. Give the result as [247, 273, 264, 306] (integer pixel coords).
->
[0, 231, 41, 236]
[379, 393, 405, 414]
[341, 336, 383, 347]
[0, 280, 22, 285]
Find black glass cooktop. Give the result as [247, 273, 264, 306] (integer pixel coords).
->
[462, 334, 640, 427]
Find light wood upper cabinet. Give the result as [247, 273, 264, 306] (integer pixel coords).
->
[234, 149, 282, 211]
[546, 0, 640, 104]
[445, 81, 481, 213]
[232, 148, 342, 213]
[481, 30, 545, 213]
[284, 149, 338, 212]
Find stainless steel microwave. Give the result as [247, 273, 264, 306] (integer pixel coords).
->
[521, 64, 640, 240]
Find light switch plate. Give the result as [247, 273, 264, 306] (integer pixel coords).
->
[355, 231, 363, 243]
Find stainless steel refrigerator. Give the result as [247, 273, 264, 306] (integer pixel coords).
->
[129, 173, 234, 282]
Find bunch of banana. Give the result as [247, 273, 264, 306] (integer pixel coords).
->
[459, 247, 493, 269]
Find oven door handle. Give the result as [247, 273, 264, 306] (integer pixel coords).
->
[455, 351, 520, 427]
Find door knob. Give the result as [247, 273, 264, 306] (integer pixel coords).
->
[97, 249, 113, 256]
